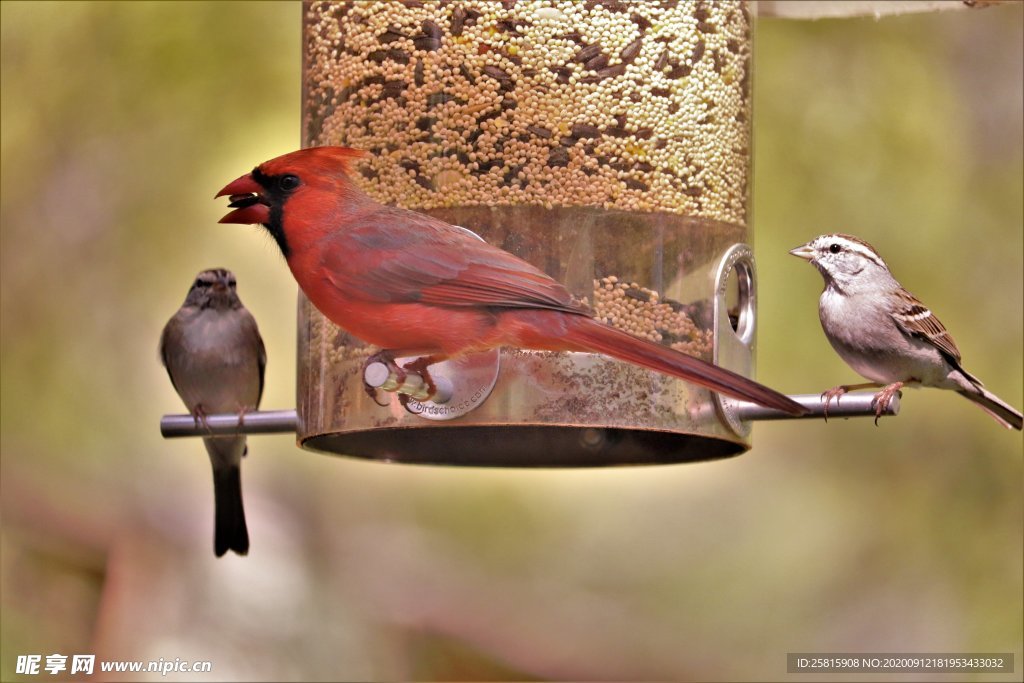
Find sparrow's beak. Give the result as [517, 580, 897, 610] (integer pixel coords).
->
[789, 244, 816, 261]
[216, 173, 270, 225]
[212, 272, 231, 293]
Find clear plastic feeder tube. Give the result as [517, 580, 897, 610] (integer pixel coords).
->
[298, 0, 755, 465]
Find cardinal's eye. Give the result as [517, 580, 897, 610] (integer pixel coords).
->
[829, 243, 842, 254]
[279, 174, 301, 191]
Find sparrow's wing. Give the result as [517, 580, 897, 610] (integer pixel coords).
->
[240, 311, 267, 407]
[158, 316, 185, 396]
[257, 334, 267, 408]
[889, 288, 963, 365]
[321, 206, 585, 315]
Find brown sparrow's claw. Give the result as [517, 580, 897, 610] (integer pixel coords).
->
[236, 406, 251, 449]
[821, 383, 885, 423]
[191, 405, 212, 434]
[820, 386, 849, 422]
[872, 382, 904, 426]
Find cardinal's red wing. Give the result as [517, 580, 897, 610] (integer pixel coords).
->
[320, 206, 584, 314]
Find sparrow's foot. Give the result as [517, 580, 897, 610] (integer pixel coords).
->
[872, 382, 904, 426]
[236, 406, 252, 450]
[191, 405, 211, 433]
[820, 386, 849, 422]
[821, 382, 882, 422]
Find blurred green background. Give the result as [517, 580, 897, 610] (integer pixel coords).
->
[1, 2, 1020, 681]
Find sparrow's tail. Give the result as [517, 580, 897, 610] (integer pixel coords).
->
[558, 315, 807, 415]
[958, 387, 1024, 430]
[205, 437, 250, 556]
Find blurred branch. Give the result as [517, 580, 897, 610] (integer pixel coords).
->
[758, 0, 1007, 19]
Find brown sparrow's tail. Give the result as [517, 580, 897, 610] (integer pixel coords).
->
[958, 387, 1023, 431]
[204, 437, 250, 556]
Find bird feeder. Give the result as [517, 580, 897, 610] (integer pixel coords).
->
[163, 0, 901, 464]
[295, 0, 761, 466]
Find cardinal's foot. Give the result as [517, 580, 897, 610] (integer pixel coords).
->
[362, 351, 404, 407]
[401, 356, 442, 401]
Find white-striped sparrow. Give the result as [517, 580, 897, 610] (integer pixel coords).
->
[160, 268, 266, 555]
[790, 234, 1022, 430]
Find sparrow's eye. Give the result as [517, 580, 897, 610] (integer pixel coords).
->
[279, 174, 301, 192]
[194, 279, 210, 288]
[829, 243, 842, 254]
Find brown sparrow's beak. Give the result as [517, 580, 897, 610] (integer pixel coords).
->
[212, 271, 231, 293]
[789, 244, 816, 261]
[216, 173, 270, 225]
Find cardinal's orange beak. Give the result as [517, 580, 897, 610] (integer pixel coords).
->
[216, 173, 270, 225]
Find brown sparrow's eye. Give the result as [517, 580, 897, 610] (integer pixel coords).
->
[195, 279, 210, 288]
[829, 243, 842, 254]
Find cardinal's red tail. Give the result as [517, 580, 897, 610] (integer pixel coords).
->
[562, 316, 806, 415]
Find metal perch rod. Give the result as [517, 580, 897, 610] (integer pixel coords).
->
[159, 392, 897, 438]
[160, 409, 299, 438]
[733, 392, 899, 421]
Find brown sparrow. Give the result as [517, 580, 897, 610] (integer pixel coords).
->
[791, 234, 1022, 430]
[160, 268, 266, 555]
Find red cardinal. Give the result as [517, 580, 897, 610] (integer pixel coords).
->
[217, 146, 805, 415]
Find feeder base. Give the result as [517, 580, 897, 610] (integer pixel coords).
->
[301, 425, 745, 468]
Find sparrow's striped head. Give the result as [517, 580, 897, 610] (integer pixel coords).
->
[790, 234, 894, 292]
[184, 268, 243, 310]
